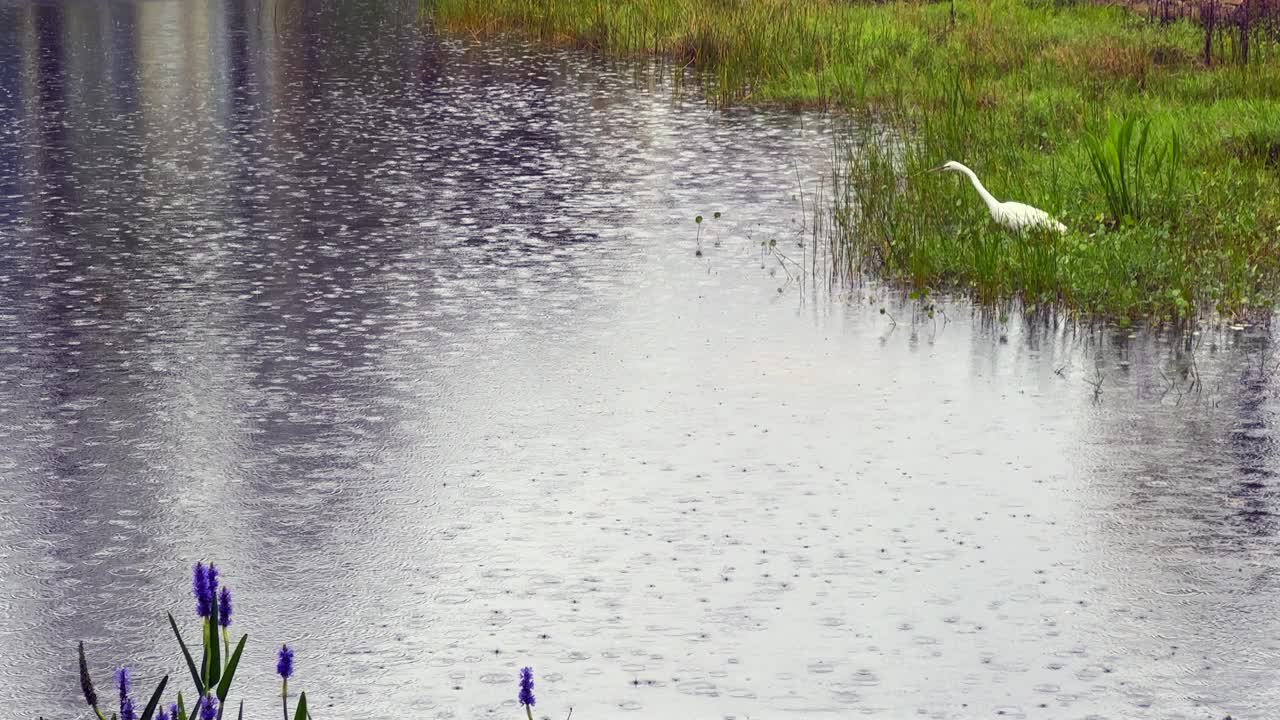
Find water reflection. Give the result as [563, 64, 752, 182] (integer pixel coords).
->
[2, 1, 1280, 719]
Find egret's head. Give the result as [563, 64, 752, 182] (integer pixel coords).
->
[929, 161, 964, 173]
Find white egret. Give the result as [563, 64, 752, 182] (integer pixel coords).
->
[931, 161, 1067, 234]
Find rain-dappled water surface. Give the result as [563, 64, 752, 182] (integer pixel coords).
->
[3, 2, 1280, 718]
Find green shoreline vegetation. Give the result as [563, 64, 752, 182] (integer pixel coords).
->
[431, 0, 1280, 322]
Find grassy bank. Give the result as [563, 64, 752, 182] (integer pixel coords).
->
[432, 0, 1280, 321]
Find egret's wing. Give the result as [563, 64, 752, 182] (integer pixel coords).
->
[1000, 202, 1063, 231]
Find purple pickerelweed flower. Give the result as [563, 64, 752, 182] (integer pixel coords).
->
[200, 693, 218, 720]
[155, 706, 169, 720]
[115, 667, 131, 705]
[518, 666, 535, 708]
[120, 697, 136, 720]
[77, 642, 98, 710]
[218, 586, 232, 628]
[194, 562, 221, 618]
[193, 562, 211, 617]
[168, 702, 179, 720]
[277, 644, 294, 680]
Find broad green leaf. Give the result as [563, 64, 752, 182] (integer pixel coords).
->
[216, 634, 248, 702]
[168, 613, 205, 695]
[293, 692, 308, 720]
[139, 675, 168, 720]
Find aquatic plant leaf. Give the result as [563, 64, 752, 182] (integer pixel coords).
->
[206, 595, 221, 689]
[139, 675, 169, 720]
[216, 635, 248, 702]
[293, 692, 308, 720]
[167, 613, 204, 695]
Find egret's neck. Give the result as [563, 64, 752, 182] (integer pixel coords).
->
[955, 164, 1000, 214]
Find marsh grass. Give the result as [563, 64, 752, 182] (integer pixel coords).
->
[1084, 114, 1182, 226]
[433, 0, 1280, 321]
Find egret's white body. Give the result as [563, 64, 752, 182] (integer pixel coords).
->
[933, 161, 1067, 234]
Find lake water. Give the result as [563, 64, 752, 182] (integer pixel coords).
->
[2, 2, 1279, 719]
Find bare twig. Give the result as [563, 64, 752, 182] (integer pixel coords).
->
[1084, 370, 1106, 402]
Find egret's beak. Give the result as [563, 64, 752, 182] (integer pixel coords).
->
[928, 165, 946, 173]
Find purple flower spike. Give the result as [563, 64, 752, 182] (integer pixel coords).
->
[277, 644, 294, 680]
[115, 667, 131, 704]
[168, 702, 179, 720]
[218, 586, 233, 628]
[193, 562, 211, 617]
[194, 562, 221, 618]
[200, 693, 217, 720]
[155, 706, 169, 720]
[518, 666, 535, 707]
[121, 697, 136, 720]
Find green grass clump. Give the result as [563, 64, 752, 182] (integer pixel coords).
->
[430, 0, 1280, 321]
[1084, 114, 1181, 227]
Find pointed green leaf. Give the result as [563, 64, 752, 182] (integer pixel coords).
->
[139, 675, 168, 720]
[236, 700, 243, 720]
[177, 692, 187, 720]
[293, 692, 308, 720]
[206, 600, 221, 688]
[168, 613, 205, 694]
[216, 634, 248, 702]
